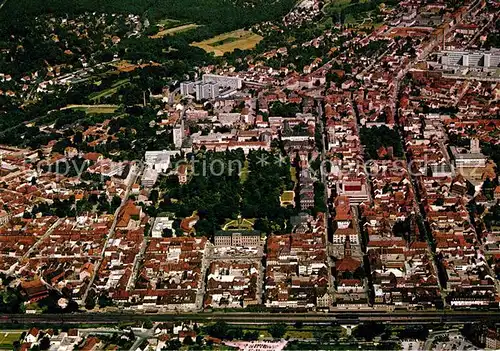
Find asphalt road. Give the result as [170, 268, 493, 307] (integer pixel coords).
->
[3, 310, 500, 326]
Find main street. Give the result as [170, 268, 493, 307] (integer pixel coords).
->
[81, 163, 144, 304]
[3, 310, 500, 326]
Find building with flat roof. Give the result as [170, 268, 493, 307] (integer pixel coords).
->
[437, 49, 500, 70]
[144, 150, 181, 173]
[141, 167, 158, 188]
[450, 146, 487, 169]
[202, 74, 242, 89]
[180, 74, 243, 101]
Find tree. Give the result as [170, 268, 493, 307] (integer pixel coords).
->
[227, 327, 243, 340]
[85, 297, 96, 310]
[482, 178, 495, 200]
[359, 126, 404, 160]
[205, 320, 229, 339]
[149, 189, 159, 204]
[243, 330, 259, 341]
[353, 322, 387, 341]
[143, 319, 154, 329]
[342, 271, 354, 279]
[353, 266, 366, 280]
[162, 228, 173, 237]
[318, 332, 338, 343]
[111, 196, 122, 211]
[268, 323, 287, 339]
[163, 339, 182, 350]
[0, 288, 23, 313]
[39, 336, 51, 350]
[398, 325, 429, 340]
[98, 294, 113, 308]
[183, 336, 194, 345]
[73, 131, 83, 145]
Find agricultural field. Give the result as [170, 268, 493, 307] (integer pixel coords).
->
[191, 29, 263, 56]
[149, 23, 200, 39]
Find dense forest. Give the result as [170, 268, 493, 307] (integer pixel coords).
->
[0, 0, 295, 36]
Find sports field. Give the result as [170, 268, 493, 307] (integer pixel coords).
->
[191, 29, 263, 56]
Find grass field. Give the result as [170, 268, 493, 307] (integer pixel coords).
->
[240, 160, 249, 183]
[285, 330, 314, 339]
[290, 166, 297, 184]
[324, 0, 369, 12]
[223, 217, 255, 231]
[191, 29, 263, 56]
[64, 105, 119, 114]
[156, 18, 181, 27]
[89, 79, 129, 102]
[0, 332, 21, 349]
[150, 23, 200, 39]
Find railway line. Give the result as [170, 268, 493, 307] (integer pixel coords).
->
[3, 310, 500, 326]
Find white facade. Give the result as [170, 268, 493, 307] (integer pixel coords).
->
[144, 150, 181, 173]
[151, 217, 175, 237]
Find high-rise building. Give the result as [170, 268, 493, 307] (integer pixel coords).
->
[470, 137, 480, 154]
[173, 119, 184, 148]
[180, 74, 243, 101]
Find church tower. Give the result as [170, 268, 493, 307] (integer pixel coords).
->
[344, 235, 352, 258]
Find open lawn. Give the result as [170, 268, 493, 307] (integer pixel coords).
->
[150, 23, 200, 39]
[191, 29, 263, 56]
[0, 332, 22, 349]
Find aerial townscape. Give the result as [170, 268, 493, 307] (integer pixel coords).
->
[0, 0, 499, 349]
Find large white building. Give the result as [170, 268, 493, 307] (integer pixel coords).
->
[144, 150, 181, 173]
[202, 74, 242, 89]
[437, 49, 500, 69]
[450, 139, 487, 169]
[141, 167, 158, 188]
[180, 74, 243, 101]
